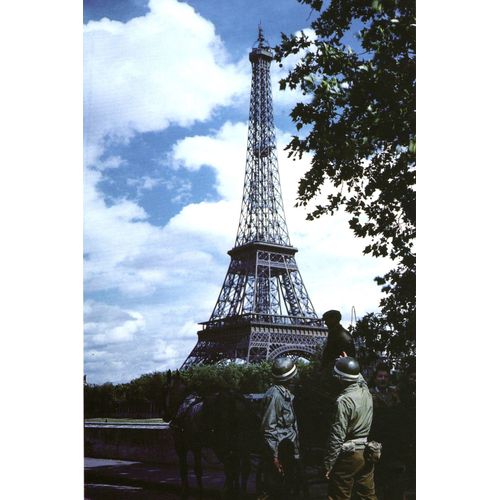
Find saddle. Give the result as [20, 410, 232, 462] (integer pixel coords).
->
[171, 393, 202, 431]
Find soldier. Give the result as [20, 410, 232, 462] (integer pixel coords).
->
[369, 363, 403, 498]
[398, 362, 416, 494]
[321, 310, 356, 370]
[324, 357, 377, 500]
[369, 363, 400, 409]
[260, 357, 301, 499]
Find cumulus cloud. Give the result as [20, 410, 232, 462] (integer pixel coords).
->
[84, 300, 146, 348]
[127, 175, 161, 190]
[170, 121, 392, 321]
[84, 129, 389, 384]
[84, 124, 389, 384]
[171, 120, 247, 200]
[84, 0, 248, 162]
[94, 155, 127, 171]
[83, 5, 389, 383]
[84, 168, 225, 297]
[84, 294, 220, 384]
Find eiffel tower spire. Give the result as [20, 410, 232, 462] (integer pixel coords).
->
[235, 25, 290, 247]
[182, 27, 327, 367]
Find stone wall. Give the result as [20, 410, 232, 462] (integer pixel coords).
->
[84, 424, 220, 466]
[84, 424, 178, 464]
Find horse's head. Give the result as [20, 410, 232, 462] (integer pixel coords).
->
[163, 370, 188, 422]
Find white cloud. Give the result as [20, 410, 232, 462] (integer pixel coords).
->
[170, 121, 392, 322]
[84, 0, 248, 161]
[84, 300, 145, 348]
[83, 8, 391, 384]
[83, 117, 388, 325]
[84, 131, 390, 384]
[94, 155, 126, 171]
[171, 120, 247, 200]
[84, 179, 224, 296]
[152, 340, 179, 363]
[127, 175, 161, 190]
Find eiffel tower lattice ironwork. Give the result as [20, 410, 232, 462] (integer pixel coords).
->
[182, 27, 327, 368]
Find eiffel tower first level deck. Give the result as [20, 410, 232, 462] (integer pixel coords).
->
[181, 27, 327, 368]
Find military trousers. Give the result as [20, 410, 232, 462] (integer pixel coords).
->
[259, 443, 305, 500]
[327, 450, 377, 500]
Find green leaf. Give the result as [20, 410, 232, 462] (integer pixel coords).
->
[276, 0, 416, 357]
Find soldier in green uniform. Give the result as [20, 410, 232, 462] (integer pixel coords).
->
[260, 357, 301, 499]
[324, 357, 377, 500]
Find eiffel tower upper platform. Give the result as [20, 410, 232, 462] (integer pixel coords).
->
[182, 27, 327, 367]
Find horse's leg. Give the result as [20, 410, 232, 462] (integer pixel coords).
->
[193, 447, 203, 494]
[221, 455, 236, 499]
[219, 455, 229, 497]
[231, 454, 243, 497]
[233, 455, 241, 495]
[240, 453, 251, 494]
[255, 457, 264, 496]
[173, 431, 190, 495]
[176, 444, 189, 496]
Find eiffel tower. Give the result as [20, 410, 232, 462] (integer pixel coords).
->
[182, 27, 327, 367]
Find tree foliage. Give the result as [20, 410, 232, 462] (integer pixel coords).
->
[353, 312, 415, 366]
[84, 365, 275, 418]
[179, 362, 274, 396]
[275, 0, 415, 354]
[84, 371, 170, 419]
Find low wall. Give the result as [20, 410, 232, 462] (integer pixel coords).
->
[84, 423, 220, 466]
[84, 423, 180, 464]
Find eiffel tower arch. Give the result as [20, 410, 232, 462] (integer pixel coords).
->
[182, 27, 327, 368]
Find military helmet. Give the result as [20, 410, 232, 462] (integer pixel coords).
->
[271, 357, 297, 382]
[333, 356, 360, 382]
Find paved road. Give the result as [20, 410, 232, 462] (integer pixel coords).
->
[84, 457, 414, 499]
[84, 457, 245, 499]
[84, 457, 330, 499]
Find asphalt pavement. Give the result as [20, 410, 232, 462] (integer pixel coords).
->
[85, 457, 417, 499]
[84, 457, 331, 499]
[84, 457, 256, 499]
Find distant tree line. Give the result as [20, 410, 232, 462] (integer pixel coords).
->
[84, 350, 414, 419]
[84, 371, 169, 419]
[84, 363, 275, 419]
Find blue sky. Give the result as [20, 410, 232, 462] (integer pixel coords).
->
[83, 0, 390, 384]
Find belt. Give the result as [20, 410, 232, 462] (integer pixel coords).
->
[350, 437, 368, 444]
[344, 437, 368, 450]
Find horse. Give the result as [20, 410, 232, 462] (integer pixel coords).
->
[203, 388, 262, 495]
[163, 371, 261, 498]
[163, 371, 205, 496]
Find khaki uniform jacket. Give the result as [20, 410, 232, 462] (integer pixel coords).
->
[324, 380, 373, 471]
[261, 384, 300, 459]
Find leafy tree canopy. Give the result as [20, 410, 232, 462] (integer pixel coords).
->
[275, 0, 415, 356]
